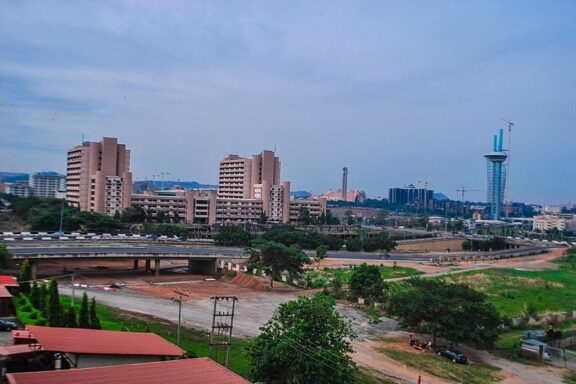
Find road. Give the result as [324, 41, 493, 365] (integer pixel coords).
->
[59, 285, 396, 339]
[9, 243, 554, 263]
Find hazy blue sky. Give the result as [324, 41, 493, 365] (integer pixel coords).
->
[1, 1, 575, 204]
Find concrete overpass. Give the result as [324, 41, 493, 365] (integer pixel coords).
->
[8, 245, 249, 278]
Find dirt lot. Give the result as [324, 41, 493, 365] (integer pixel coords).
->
[14, 247, 572, 383]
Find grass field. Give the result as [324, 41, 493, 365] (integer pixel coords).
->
[378, 348, 502, 384]
[443, 253, 576, 318]
[305, 264, 424, 288]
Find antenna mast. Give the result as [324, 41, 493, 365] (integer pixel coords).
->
[500, 118, 514, 218]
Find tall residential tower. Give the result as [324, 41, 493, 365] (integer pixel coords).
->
[66, 137, 132, 216]
[484, 129, 508, 220]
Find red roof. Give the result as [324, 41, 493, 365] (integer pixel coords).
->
[0, 285, 13, 298]
[12, 330, 36, 344]
[0, 275, 19, 286]
[26, 326, 185, 357]
[6, 357, 250, 384]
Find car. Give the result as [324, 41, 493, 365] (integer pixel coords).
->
[0, 319, 18, 331]
[437, 347, 468, 364]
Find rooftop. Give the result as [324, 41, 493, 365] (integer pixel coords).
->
[6, 357, 250, 384]
[25, 326, 185, 357]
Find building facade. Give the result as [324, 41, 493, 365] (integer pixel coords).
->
[66, 137, 132, 216]
[131, 188, 217, 224]
[533, 215, 566, 232]
[30, 172, 66, 198]
[388, 185, 433, 206]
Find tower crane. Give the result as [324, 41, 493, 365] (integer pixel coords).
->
[456, 186, 485, 217]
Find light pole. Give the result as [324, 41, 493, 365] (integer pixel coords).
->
[172, 290, 189, 346]
[58, 198, 65, 234]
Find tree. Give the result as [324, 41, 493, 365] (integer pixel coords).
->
[30, 281, 41, 308]
[314, 245, 328, 270]
[0, 243, 12, 271]
[246, 240, 310, 288]
[348, 264, 386, 302]
[78, 292, 90, 329]
[89, 297, 101, 329]
[250, 293, 356, 384]
[214, 225, 253, 247]
[345, 238, 362, 252]
[65, 306, 77, 328]
[298, 207, 315, 225]
[388, 279, 503, 348]
[18, 258, 32, 294]
[46, 279, 63, 327]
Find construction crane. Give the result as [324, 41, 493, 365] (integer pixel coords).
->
[500, 118, 514, 218]
[456, 186, 485, 217]
[417, 179, 435, 213]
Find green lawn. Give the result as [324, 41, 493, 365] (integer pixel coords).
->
[305, 265, 424, 288]
[443, 254, 576, 318]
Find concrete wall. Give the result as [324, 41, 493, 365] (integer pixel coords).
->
[72, 353, 160, 369]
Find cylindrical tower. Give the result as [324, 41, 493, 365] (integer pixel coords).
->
[341, 167, 348, 201]
[484, 129, 508, 220]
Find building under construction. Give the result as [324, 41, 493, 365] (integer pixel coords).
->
[484, 129, 508, 220]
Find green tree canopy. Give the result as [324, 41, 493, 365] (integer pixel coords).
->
[46, 279, 63, 327]
[314, 245, 328, 270]
[0, 243, 12, 272]
[17, 258, 32, 294]
[250, 293, 356, 384]
[348, 264, 387, 302]
[79, 292, 90, 329]
[246, 240, 310, 287]
[388, 279, 503, 348]
[214, 225, 253, 247]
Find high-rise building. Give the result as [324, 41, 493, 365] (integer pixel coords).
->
[30, 172, 65, 198]
[484, 129, 508, 220]
[214, 150, 329, 224]
[66, 137, 132, 216]
[388, 185, 433, 207]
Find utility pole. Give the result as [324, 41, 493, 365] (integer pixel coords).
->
[71, 273, 75, 307]
[500, 118, 514, 218]
[172, 290, 189, 347]
[209, 296, 238, 368]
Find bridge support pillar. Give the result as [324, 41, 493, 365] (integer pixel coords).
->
[30, 261, 37, 280]
[145, 259, 151, 272]
[154, 259, 160, 276]
[133, 259, 139, 269]
[188, 259, 193, 272]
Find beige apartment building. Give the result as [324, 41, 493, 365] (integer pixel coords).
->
[66, 137, 132, 216]
[128, 149, 326, 225]
[131, 188, 216, 224]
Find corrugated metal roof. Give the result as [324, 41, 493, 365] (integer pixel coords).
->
[6, 357, 251, 384]
[0, 276, 19, 286]
[27, 326, 185, 357]
[0, 285, 13, 298]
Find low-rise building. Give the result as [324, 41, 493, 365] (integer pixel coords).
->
[6, 357, 250, 384]
[29, 172, 66, 198]
[8, 326, 185, 370]
[533, 215, 566, 232]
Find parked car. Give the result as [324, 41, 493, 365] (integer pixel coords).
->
[0, 319, 18, 331]
[437, 347, 468, 364]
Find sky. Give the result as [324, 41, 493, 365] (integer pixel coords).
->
[1, 1, 575, 205]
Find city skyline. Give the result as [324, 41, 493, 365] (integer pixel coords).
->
[2, 1, 575, 204]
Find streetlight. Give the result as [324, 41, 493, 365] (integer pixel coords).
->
[172, 290, 189, 346]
